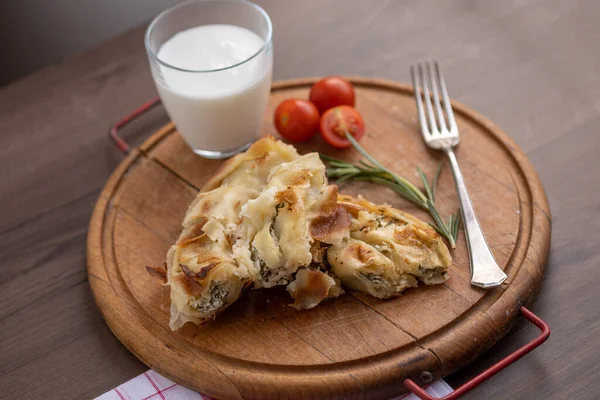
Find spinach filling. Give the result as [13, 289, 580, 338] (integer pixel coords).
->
[251, 245, 289, 286]
[418, 265, 447, 280]
[190, 281, 229, 313]
[362, 273, 386, 286]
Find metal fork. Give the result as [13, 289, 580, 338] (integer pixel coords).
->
[410, 61, 507, 288]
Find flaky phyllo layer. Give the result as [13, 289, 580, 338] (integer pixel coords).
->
[330, 195, 451, 299]
[146, 137, 452, 330]
[152, 137, 349, 330]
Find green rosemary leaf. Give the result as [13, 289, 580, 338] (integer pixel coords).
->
[447, 214, 454, 234]
[427, 201, 448, 235]
[428, 200, 456, 248]
[359, 160, 377, 170]
[327, 160, 353, 169]
[345, 133, 428, 204]
[345, 133, 388, 171]
[318, 153, 342, 162]
[432, 163, 443, 203]
[429, 222, 447, 238]
[352, 176, 426, 207]
[335, 173, 355, 185]
[417, 167, 434, 202]
[452, 211, 461, 240]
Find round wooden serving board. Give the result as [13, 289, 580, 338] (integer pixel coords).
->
[87, 78, 550, 399]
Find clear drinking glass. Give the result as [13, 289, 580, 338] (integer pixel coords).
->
[145, 0, 273, 159]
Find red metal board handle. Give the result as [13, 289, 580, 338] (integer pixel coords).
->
[109, 97, 161, 154]
[403, 306, 550, 400]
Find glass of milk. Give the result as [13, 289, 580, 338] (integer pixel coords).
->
[145, 0, 273, 159]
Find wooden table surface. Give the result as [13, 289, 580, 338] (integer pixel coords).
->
[1, 1, 599, 399]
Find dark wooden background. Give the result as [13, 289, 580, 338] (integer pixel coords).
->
[1, 0, 599, 398]
[0, 0, 181, 86]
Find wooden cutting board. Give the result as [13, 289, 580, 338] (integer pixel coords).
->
[87, 78, 550, 399]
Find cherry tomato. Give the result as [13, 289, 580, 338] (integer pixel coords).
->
[309, 76, 355, 114]
[274, 99, 320, 142]
[320, 105, 365, 148]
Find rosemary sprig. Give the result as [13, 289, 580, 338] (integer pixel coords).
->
[321, 133, 460, 248]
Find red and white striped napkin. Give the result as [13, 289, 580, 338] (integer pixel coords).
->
[96, 369, 453, 400]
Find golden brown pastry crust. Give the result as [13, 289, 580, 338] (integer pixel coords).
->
[329, 195, 451, 298]
[148, 139, 452, 330]
[201, 136, 299, 191]
[162, 137, 350, 329]
[286, 268, 343, 310]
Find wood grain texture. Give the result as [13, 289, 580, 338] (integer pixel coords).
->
[1, 0, 600, 399]
[87, 79, 549, 399]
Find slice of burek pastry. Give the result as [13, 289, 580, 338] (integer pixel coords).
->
[156, 137, 349, 330]
[327, 195, 451, 299]
[235, 151, 350, 289]
[165, 234, 251, 329]
[163, 137, 300, 330]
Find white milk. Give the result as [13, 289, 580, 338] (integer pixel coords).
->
[155, 24, 272, 155]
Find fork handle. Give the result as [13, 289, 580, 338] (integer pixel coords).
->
[446, 149, 507, 288]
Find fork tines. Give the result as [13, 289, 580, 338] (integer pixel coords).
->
[410, 61, 457, 137]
